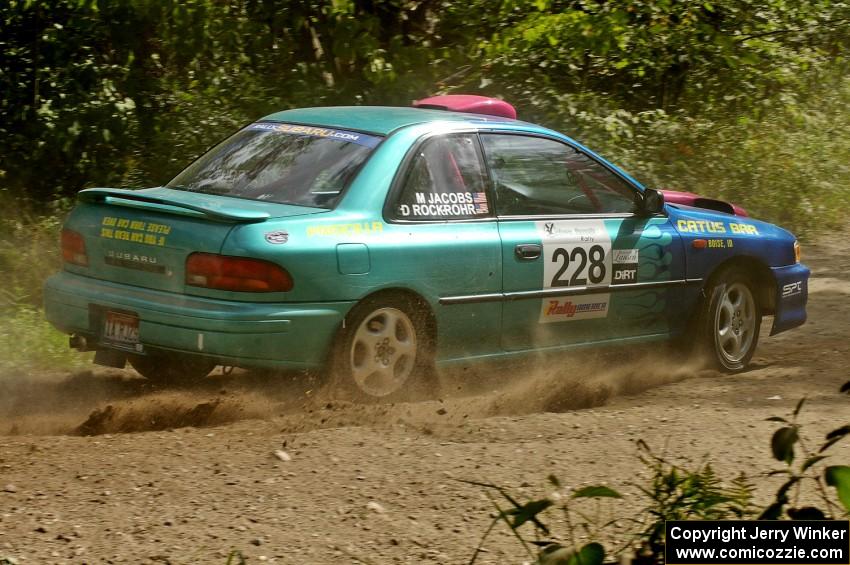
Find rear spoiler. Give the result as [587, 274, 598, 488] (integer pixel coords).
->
[78, 188, 270, 223]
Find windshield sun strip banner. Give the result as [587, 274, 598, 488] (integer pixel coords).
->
[247, 122, 382, 148]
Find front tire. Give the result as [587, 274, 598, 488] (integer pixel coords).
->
[128, 351, 217, 385]
[697, 269, 762, 372]
[329, 294, 436, 402]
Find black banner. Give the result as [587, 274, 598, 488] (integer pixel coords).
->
[666, 521, 850, 564]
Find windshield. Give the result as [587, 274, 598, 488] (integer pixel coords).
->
[166, 122, 382, 208]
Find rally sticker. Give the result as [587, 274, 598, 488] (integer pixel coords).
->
[247, 123, 382, 148]
[398, 191, 489, 218]
[612, 248, 639, 284]
[537, 219, 612, 323]
[542, 297, 609, 322]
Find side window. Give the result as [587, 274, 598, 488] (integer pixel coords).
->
[394, 134, 491, 220]
[480, 134, 636, 216]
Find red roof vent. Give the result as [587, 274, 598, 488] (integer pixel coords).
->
[413, 95, 517, 120]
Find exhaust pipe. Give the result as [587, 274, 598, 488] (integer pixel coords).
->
[69, 334, 88, 351]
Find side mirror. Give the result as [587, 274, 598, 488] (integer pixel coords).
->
[639, 188, 665, 215]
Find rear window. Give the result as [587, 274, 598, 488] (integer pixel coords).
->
[166, 122, 382, 208]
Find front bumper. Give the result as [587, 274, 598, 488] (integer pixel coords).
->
[43, 271, 353, 368]
[770, 262, 810, 336]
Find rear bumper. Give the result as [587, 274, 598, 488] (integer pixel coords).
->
[43, 271, 353, 368]
[770, 262, 810, 336]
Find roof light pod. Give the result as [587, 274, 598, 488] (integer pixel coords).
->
[413, 95, 517, 120]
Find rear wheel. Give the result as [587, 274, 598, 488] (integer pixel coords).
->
[128, 351, 217, 385]
[696, 269, 762, 372]
[329, 294, 436, 402]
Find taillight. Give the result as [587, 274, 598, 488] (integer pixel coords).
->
[185, 253, 293, 292]
[61, 229, 88, 266]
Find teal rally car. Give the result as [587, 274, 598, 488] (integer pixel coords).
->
[44, 95, 810, 400]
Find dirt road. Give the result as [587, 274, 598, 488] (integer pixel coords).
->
[1, 236, 848, 564]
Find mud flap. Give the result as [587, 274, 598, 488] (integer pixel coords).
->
[94, 348, 127, 368]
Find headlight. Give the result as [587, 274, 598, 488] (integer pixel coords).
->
[794, 240, 801, 263]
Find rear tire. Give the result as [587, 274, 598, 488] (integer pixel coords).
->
[695, 268, 762, 372]
[128, 351, 217, 385]
[329, 293, 436, 403]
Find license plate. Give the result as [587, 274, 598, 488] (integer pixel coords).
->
[102, 311, 140, 350]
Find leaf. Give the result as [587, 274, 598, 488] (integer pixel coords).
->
[771, 426, 798, 464]
[766, 416, 788, 423]
[568, 542, 605, 565]
[787, 506, 827, 520]
[504, 498, 553, 529]
[824, 466, 850, 512]
[820, 436, 845, 453]
[571, 486, 622, 499]
[793, 396, 806, 417]
[826, 425, 850, 441]
[801, 455, 828, 472]
[820, 426, 850, 452]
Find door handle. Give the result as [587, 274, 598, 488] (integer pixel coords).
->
[515, 244, 542, 260]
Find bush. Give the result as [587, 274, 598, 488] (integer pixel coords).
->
[508, 73, 850, 237]
[0, 195, 88, 373]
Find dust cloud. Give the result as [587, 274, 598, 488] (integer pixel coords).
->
[0, 348, 707, 437]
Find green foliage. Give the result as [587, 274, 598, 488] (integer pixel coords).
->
[465, 380, 849, 563]
[464, 0, 850, 235]
[1, 0, 849, 237]
[472, 0, 849, 115]
[824, 466, 850, 512]
[0, 0, 476, 200]
[0, 303, 90, 374]
[0, 195, 89, 373]
[572, 485, 623, 499]
[763, 384, 850, 519]
[635, 441, 755, 561]
[460, 477, 624, 564]
[772, 426, 799, 464]
[0, 194, 68, 308]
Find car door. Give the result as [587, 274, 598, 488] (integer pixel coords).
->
[479, 132, 686, 351]
[381, 132, 503, 361]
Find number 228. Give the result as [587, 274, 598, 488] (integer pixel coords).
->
[551, 245, 606, 287]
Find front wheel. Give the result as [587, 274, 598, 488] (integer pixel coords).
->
[329, 294, 436, 402]
[128, 351, 217, 385]
[697, 269, 762, 372]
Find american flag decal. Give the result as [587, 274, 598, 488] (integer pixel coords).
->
[473, 192, 489, 214]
